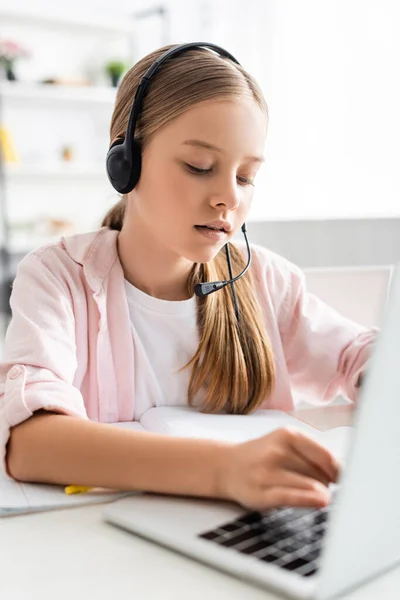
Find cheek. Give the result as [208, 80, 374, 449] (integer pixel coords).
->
[239, 189, 254, 212]
[143, 168, 191, 228]
[168, 165, 195, 195]
[152, 163, 193, 201]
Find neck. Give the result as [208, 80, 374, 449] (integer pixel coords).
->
[117, 215, 194, 302]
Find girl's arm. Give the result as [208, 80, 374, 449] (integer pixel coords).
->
[7, 410, 339, 511]
[275, 258, 377, 403]
[6, 411, 228, 500]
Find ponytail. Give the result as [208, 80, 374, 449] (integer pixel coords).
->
[101, 197, 127, 231]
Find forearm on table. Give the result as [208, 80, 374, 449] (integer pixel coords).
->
[6, 411, 230, 499]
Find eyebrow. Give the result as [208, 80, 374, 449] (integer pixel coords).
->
[182, 139, 265, 163]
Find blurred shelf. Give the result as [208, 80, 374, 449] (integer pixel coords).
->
[1, 81, 117, 105]
[0, 8, 131, 266]
[0, 7, 135, 35]
[4, 163, 107, 180]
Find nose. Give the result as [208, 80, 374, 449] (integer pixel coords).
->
[209, 176, 241, 211]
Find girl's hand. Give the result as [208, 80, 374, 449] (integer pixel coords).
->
[218, 427, 340, 511]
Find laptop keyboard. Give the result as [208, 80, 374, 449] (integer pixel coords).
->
[198, 499, 335, 578]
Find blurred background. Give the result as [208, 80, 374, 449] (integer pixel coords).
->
[0, 0, 399, 348]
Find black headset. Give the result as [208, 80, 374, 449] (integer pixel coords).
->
[105, 42, 252, 320]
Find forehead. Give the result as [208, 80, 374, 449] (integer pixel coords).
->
[156, 99, 267, 156]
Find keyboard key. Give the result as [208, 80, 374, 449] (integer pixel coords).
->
[220, 521, 243, 533]
[239, 539, 275, 555]
[302, 551, 320, 563]
[200, 531, 221, 541]
[219, 528, 265, 548]
[239, 512, 263, 525]
[277, 541, 306, 554]
[281, 557, 311, 572]
[259, 551, 281, 564]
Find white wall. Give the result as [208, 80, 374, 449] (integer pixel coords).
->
[245, 1, 400, 221]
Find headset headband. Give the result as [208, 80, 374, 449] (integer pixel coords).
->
[124, 43, 240, 164]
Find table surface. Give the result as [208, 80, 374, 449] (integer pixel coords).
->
[0, 503, 400, 600]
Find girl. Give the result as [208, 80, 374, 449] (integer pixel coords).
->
[0, 43, 376, 511]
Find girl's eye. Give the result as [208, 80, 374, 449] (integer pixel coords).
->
[184, 163, 255, 186]
[185, 163, 211, 175]
[237, 176, 255, 187]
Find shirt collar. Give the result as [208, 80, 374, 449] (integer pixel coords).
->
[61, 227, 120, 294]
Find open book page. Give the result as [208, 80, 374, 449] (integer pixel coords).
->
[0, 470, 134, 517]
[0, 421, 145, 517]
[139, 406, 352, 462]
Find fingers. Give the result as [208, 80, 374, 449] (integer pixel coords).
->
[285, 428, 340, 483]
[262, 486, 331, 510]
[281, 453, 332, 487]
[271, 468, 331, 498]
[239, 470, 332, 512]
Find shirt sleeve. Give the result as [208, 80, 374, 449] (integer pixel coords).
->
[277, 258, 377, 404]
[0, 252, 88, 475]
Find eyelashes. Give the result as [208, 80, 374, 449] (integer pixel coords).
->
[184, 163, 255, 186]
[185, 163, 211, 175]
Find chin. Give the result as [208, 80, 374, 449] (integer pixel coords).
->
[181, 244, 226, 264]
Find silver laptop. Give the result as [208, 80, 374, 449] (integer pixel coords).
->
[103, 266, 400, 600]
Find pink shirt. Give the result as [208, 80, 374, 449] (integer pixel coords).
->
[0, 227, 376, 471]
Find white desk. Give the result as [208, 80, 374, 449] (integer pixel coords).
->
[0, 503, 399, 600]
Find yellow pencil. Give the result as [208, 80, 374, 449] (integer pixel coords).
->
[64, 485, 93, 495]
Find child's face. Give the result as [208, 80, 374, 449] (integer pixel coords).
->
[133, 98, 267, 264]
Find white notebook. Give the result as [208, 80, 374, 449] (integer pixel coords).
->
[0, 406, 352, 517]
[140, 406, 352, 458]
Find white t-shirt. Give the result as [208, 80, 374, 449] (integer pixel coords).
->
[124, 279, 204, 421]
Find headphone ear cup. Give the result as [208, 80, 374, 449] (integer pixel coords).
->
[106, 138, 142, 194]
[128, 139, 142, 191]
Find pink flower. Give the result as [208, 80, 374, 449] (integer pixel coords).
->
[0, 39, 30, 61]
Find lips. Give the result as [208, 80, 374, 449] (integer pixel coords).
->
[196, 225, 226, 232]
[194, 225, 228, 240]
[195, 220, 232, 233]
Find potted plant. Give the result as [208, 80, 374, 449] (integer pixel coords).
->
[105, 60, 126, 87]
[0, 39, 30, 81]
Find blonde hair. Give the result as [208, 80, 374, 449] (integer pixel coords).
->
[102, 44, 275, 414]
